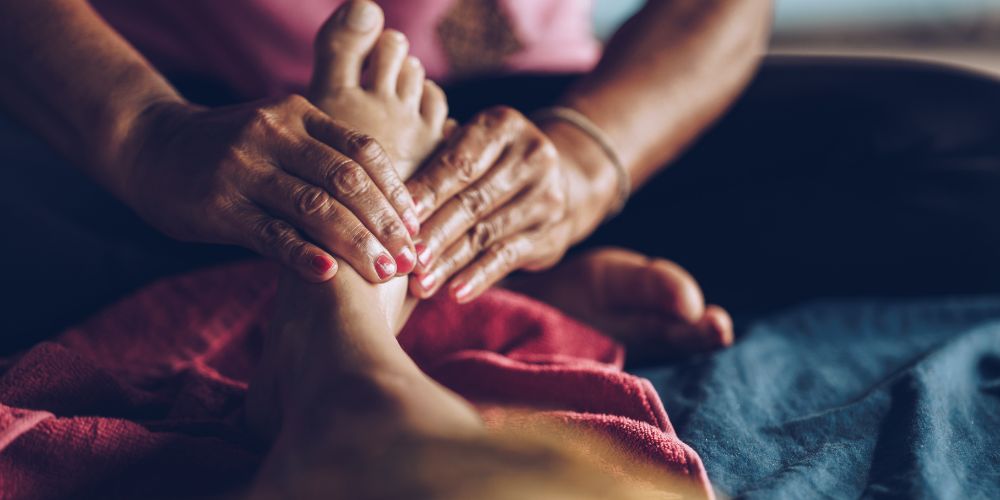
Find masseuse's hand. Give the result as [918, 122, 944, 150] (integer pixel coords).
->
[122, 95, 419, 283]
[406, 106, 617, 302]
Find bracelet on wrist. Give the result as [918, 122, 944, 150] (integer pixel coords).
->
[530, 106, 630, 221]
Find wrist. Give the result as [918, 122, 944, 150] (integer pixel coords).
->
[541, 120, 621, 242]
[113, 96, 198, 206]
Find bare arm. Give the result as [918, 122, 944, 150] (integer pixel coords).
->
[0, 0, 178, 198]
[406, 0, 772, 301]
[0, 0, 423, 283]
[557, 0, 773, 235]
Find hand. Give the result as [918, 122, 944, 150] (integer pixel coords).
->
[121, 95, 421, 283]
[406, 106, 618, 302]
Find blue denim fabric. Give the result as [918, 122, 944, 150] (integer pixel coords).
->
[636, 297, 1000, 499]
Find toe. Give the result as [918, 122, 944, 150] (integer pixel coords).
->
[702, 304, 735, 347]
[310, 0, 384, 92]
[420, 80, 449, 130]
[367, 30, 409, 94]
[397, 56, 426, 105]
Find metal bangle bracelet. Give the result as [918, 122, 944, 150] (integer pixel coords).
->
[530, 106, 630, 220]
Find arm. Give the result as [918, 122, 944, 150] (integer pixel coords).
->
[0, 0, 176, 198]
[555, 0, 772, 237]
[0, 0, 419, 283]
[406, 0, 772, 300]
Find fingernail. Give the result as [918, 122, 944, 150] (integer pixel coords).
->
[311, 255, 334, 274]
[395, 248, 416, 274]
[418, 272, 436, 291]
[403, 210, 420, 237]
[452, 281, 473, 302]
[375, 254, 397, 280]
[415, 243, 432, 268]
[343, 1, 378, 31]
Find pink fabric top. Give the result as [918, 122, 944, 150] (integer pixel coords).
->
[90, 0, 602, 99]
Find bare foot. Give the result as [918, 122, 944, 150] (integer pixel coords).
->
[508, 247, 734, 361]
[245, 0, 457, 442]
[308, 0, 448, 179]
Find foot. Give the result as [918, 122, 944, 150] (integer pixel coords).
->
[507, 247, 734, 361]
[246, 265, 483, 497]
[246, 0, 464, 441]
[308, 0, 449, 179]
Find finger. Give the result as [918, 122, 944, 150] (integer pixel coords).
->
[406, 107, 521, 220]
[303, 108, 420, 235]
[229, 205, 339, 282]
[409, 230, 475, 299]
[413, 145, 538, 271]
[249, 169, 404, 282]
[446, 232, 537, 304]
[448, 222, 572, 303]
[311, 0, 384, 90]
[410, 188, 551, 297]
[276, 136, 417, 274]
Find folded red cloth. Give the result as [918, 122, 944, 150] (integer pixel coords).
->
[0, 261, 712, 498]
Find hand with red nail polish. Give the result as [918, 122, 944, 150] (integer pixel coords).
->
[404, 107, 609, 302]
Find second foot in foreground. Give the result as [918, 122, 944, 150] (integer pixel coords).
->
[508, 247, 734, 362]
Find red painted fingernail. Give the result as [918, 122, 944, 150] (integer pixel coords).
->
[415, 243, 432, 268]
[375, 254, 397, 280]
[418, 272, 436, 291]
[403, 210, 420, 237]
[311, 255, 334, 274]
[452, 281, 473, 302]
[395, 248, 416, 274]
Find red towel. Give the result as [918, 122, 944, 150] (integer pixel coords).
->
[0, 261, 712, 498]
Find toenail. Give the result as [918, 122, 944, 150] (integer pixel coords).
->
[344, 1, 378, 31]
[386, 31, 406, 43]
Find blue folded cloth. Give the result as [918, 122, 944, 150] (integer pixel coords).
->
[636, 296, 1000, 499]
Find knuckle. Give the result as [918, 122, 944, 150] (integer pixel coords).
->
[481, 106, 520, 127]
[345, 132, 384, 163]
[293, 184, 330, 216]
[456, 187, 491, 219]
[249, 106, 280, 131]
[470, 220, 498, 251]
[542, 184, 567, 212]
[281, 94, 309, 109]
[347, 223, 374, 250]
[377, 215, 407, 239]
[526, 138, 559, 165]
[386, 183, 412, 208]
[492, 241, 521, 268]
[328, 162, 370, 197]
[254, 218, 297, 251]
[440, 151, 479, 183]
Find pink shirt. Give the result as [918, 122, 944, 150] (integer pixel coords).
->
[91, 0, 601, 99]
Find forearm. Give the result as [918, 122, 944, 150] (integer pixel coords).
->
[555, 0, 772, 234]
[0, 0, 184, 199]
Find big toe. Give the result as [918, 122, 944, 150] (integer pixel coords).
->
[593, 248, 705, 323]
[311, 0, 384, 93]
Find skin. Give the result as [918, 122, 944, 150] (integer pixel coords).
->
[0, 0, 422, 283]
[408, 0, 774, 304]
[248, 12, 723, 495]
